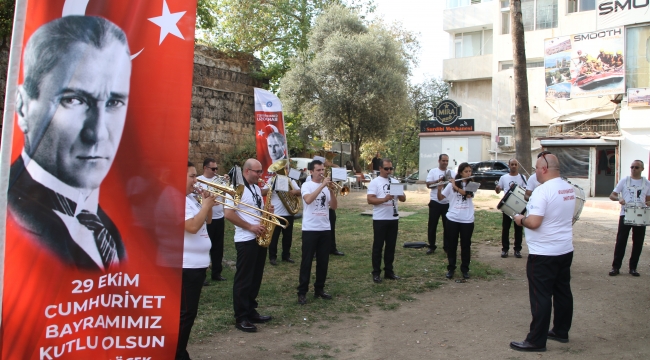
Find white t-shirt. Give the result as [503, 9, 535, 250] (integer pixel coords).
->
[226, 183, 263, 242]
[301, 180, 331, 231]
[367, 176, 399, 220]
[524, 177, 575, 256]
[184, 195, 211, 268]
[441, 182, 474, 223]
[196, 175, 225, 219]
[526, 173, 540, 192]
[427, 168, 456, 202]
[271, 179, 300, 216]
[613, 177, 650, 216]
[498, 173, 527, 193]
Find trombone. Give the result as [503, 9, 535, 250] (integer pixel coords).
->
[194, 179, 288, 229]
[426, 176, 475, 189]
[320, 174, 350, 196]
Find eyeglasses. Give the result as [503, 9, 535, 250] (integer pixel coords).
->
[631, 166, 640, 169]
[540, 153, 549, 169]
[383, 167, 394, 171]
[208, 167, 218, 171]
[537, 151, 552, 159]
[249, 169, 264, 174]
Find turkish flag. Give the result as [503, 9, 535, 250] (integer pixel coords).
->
[1, 0, 197, 359]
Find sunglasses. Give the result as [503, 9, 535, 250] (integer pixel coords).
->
[540, 153, 549, 168]
[383, 167, 394, 171]
[631, 166, 641, 169]
[249, 169, 264, 174]
[208, 167, 218, 171]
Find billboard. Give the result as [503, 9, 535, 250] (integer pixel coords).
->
[254, 88, 287, 182]
[628, 88, 650, 107]
[544, 28, 625, 99]
[597, 0, 650, 29]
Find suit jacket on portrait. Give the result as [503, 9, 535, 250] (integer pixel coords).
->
[7, 157, 126, 271]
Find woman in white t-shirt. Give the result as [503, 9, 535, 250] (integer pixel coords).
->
[177, 162, 216, 360]
[437, 162, 475, 280]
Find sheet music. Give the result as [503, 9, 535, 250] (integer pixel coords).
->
[275, 176, 289, 191]
[288, 168, 301, 180]
[388, 184, 404, 196]
[464, 181, 481, 192]
[332, 168, 347, 181]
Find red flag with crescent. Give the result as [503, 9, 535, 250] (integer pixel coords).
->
[254, 88, 288, 183]
[0, 0, 197, 358]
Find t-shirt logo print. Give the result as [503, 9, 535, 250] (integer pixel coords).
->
[382, 184, 390, 197]
[317, 191, 327, 210]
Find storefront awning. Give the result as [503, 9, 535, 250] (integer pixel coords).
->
[555, 109, 616, 122]
[541, 139, 618, 146]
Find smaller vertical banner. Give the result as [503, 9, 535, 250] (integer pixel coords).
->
[254, 88, 287, 183]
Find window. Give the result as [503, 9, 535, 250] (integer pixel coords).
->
[501, 0, 557, 34]
[499, 59, 544, 71]
[454, 30, 493, 58]
[446, 0, 493, 9]
[567, 0, 595, 13]
[493, 162, 508, 171]
[626, 25, 650, 89]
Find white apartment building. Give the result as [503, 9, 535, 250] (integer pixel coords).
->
[427, 0, 650, 197]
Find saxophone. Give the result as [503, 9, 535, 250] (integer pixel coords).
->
[256, 178, 276, 247]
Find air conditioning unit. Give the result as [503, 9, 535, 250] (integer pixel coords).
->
[498, 136, 513, 146]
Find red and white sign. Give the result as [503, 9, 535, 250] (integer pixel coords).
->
[0, 0, 197, 358]
[254, 88, 288, 182]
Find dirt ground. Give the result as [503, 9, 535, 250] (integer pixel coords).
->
[189, 190, 650, 359]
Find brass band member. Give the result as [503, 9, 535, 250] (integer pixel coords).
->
[197, 158, 227, 283]
[225, 159, 272, 332]
[510, 154, 575, 352]
[495, 159, 527, 258]
[425, 154, 456, 254]
[608, 160, 650, 277]
[367, 159, 406, 283]
[297, 160, 338, 305]
[177, 162, 216, 360]
[268, 165, 301, 265]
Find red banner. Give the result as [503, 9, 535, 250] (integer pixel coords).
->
[0, 0, 196, 358]
[254, 88, 287, 183]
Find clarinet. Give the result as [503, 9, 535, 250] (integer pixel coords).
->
[387, 176, 398, 217]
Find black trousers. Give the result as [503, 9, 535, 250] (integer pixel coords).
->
[525, 252, 573, 347]
[233, 239, 267, 322]
[176, 267, 207, 360]
[612, 215, 646, 270]
[297, 230, 331, 295]
[269, 215, 295, 260]
[501, 213, 523, 252]
[446, 220, 473, 273]
[428, 201, 449, 251]
[372, 220, 399, 276]
[206, 217, 225, 278]
[329, 209, 338, 253]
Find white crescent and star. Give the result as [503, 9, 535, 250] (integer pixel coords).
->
[61, 0, 187, 60]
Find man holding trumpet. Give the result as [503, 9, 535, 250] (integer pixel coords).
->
[225, 159, 273, 332]
[297, 159, 338, 305]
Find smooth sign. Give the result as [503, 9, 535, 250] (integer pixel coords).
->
[596, 0, 650, 29]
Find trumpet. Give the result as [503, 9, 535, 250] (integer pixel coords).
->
[427, 176, 475, 189]
[194, 179, 288, 230]
[320, 174, 350, 196]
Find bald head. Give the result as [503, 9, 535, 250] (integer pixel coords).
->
[243, 159, 263, 183]
[535, 154, 560, 183]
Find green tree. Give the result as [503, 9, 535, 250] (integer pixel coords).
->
[0, 0, 15, 49]
[281, 5, 410, 172]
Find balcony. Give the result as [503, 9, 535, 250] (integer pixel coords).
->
[443, 1, 494, 33]
[443, 54, 493, 81]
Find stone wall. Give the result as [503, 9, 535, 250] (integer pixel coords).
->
[189, 45, 266, 172]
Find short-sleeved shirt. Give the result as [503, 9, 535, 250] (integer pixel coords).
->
[524, 177, 575, 256]
[427, 168, 456, 202]
[441, 182, 474, 223]
[196, 175, 225, 219]
[613, 177, 650, 216]
[184, 195, 211, 268]
[301, 180, 331, 231]
[367, 176, 399, 220]
[271, 179, 300, 216]
[526, 173, 540, 192]
[225, 183, 263, 242]
[498, 173, 527, 193]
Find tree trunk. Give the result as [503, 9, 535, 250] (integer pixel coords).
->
[510, 0, 532, 173]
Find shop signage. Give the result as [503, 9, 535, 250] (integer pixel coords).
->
[597, 0, 650, 29]
[433, 99, 463, 125]
[420, 119, 475, 133]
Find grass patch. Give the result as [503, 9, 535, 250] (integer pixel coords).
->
[192, 208, 506, 341]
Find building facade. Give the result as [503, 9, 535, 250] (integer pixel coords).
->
[431, 0, 649, 196]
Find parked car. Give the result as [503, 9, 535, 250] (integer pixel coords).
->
[402, 172, 419, 184]
[469, 161, 509, 190]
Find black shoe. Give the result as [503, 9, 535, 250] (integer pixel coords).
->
[235, 319, 257, 332]
[384, 273, 401, 280]
[269, 258, 277, 266]
[203, 279, 211, 286]
[282, 257, 295, 263]
[426, 246, 436, 255]
[331, 250, 345, 256]
[373, 275, 382, 283]
[509, 340, 546, 352]
[298, 294, 307, 305]
[609, 268, 620, 276]
[629, 269, 640, 277]
[547, 330, 569, 343]
[314, 290, 332, 300]
[462, 272, 470, 279]
[501, 251, 508, 258]
[514, 251, 522, 258]
[212, 275, 226, 281]
[250, 314, 272, 323]
[445, 271, 454, 279]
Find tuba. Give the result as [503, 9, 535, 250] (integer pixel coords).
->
[268, 160, 301, 215]
[256, 178, 277, 247]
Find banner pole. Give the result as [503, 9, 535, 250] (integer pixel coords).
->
[0, 0, 28, 327]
